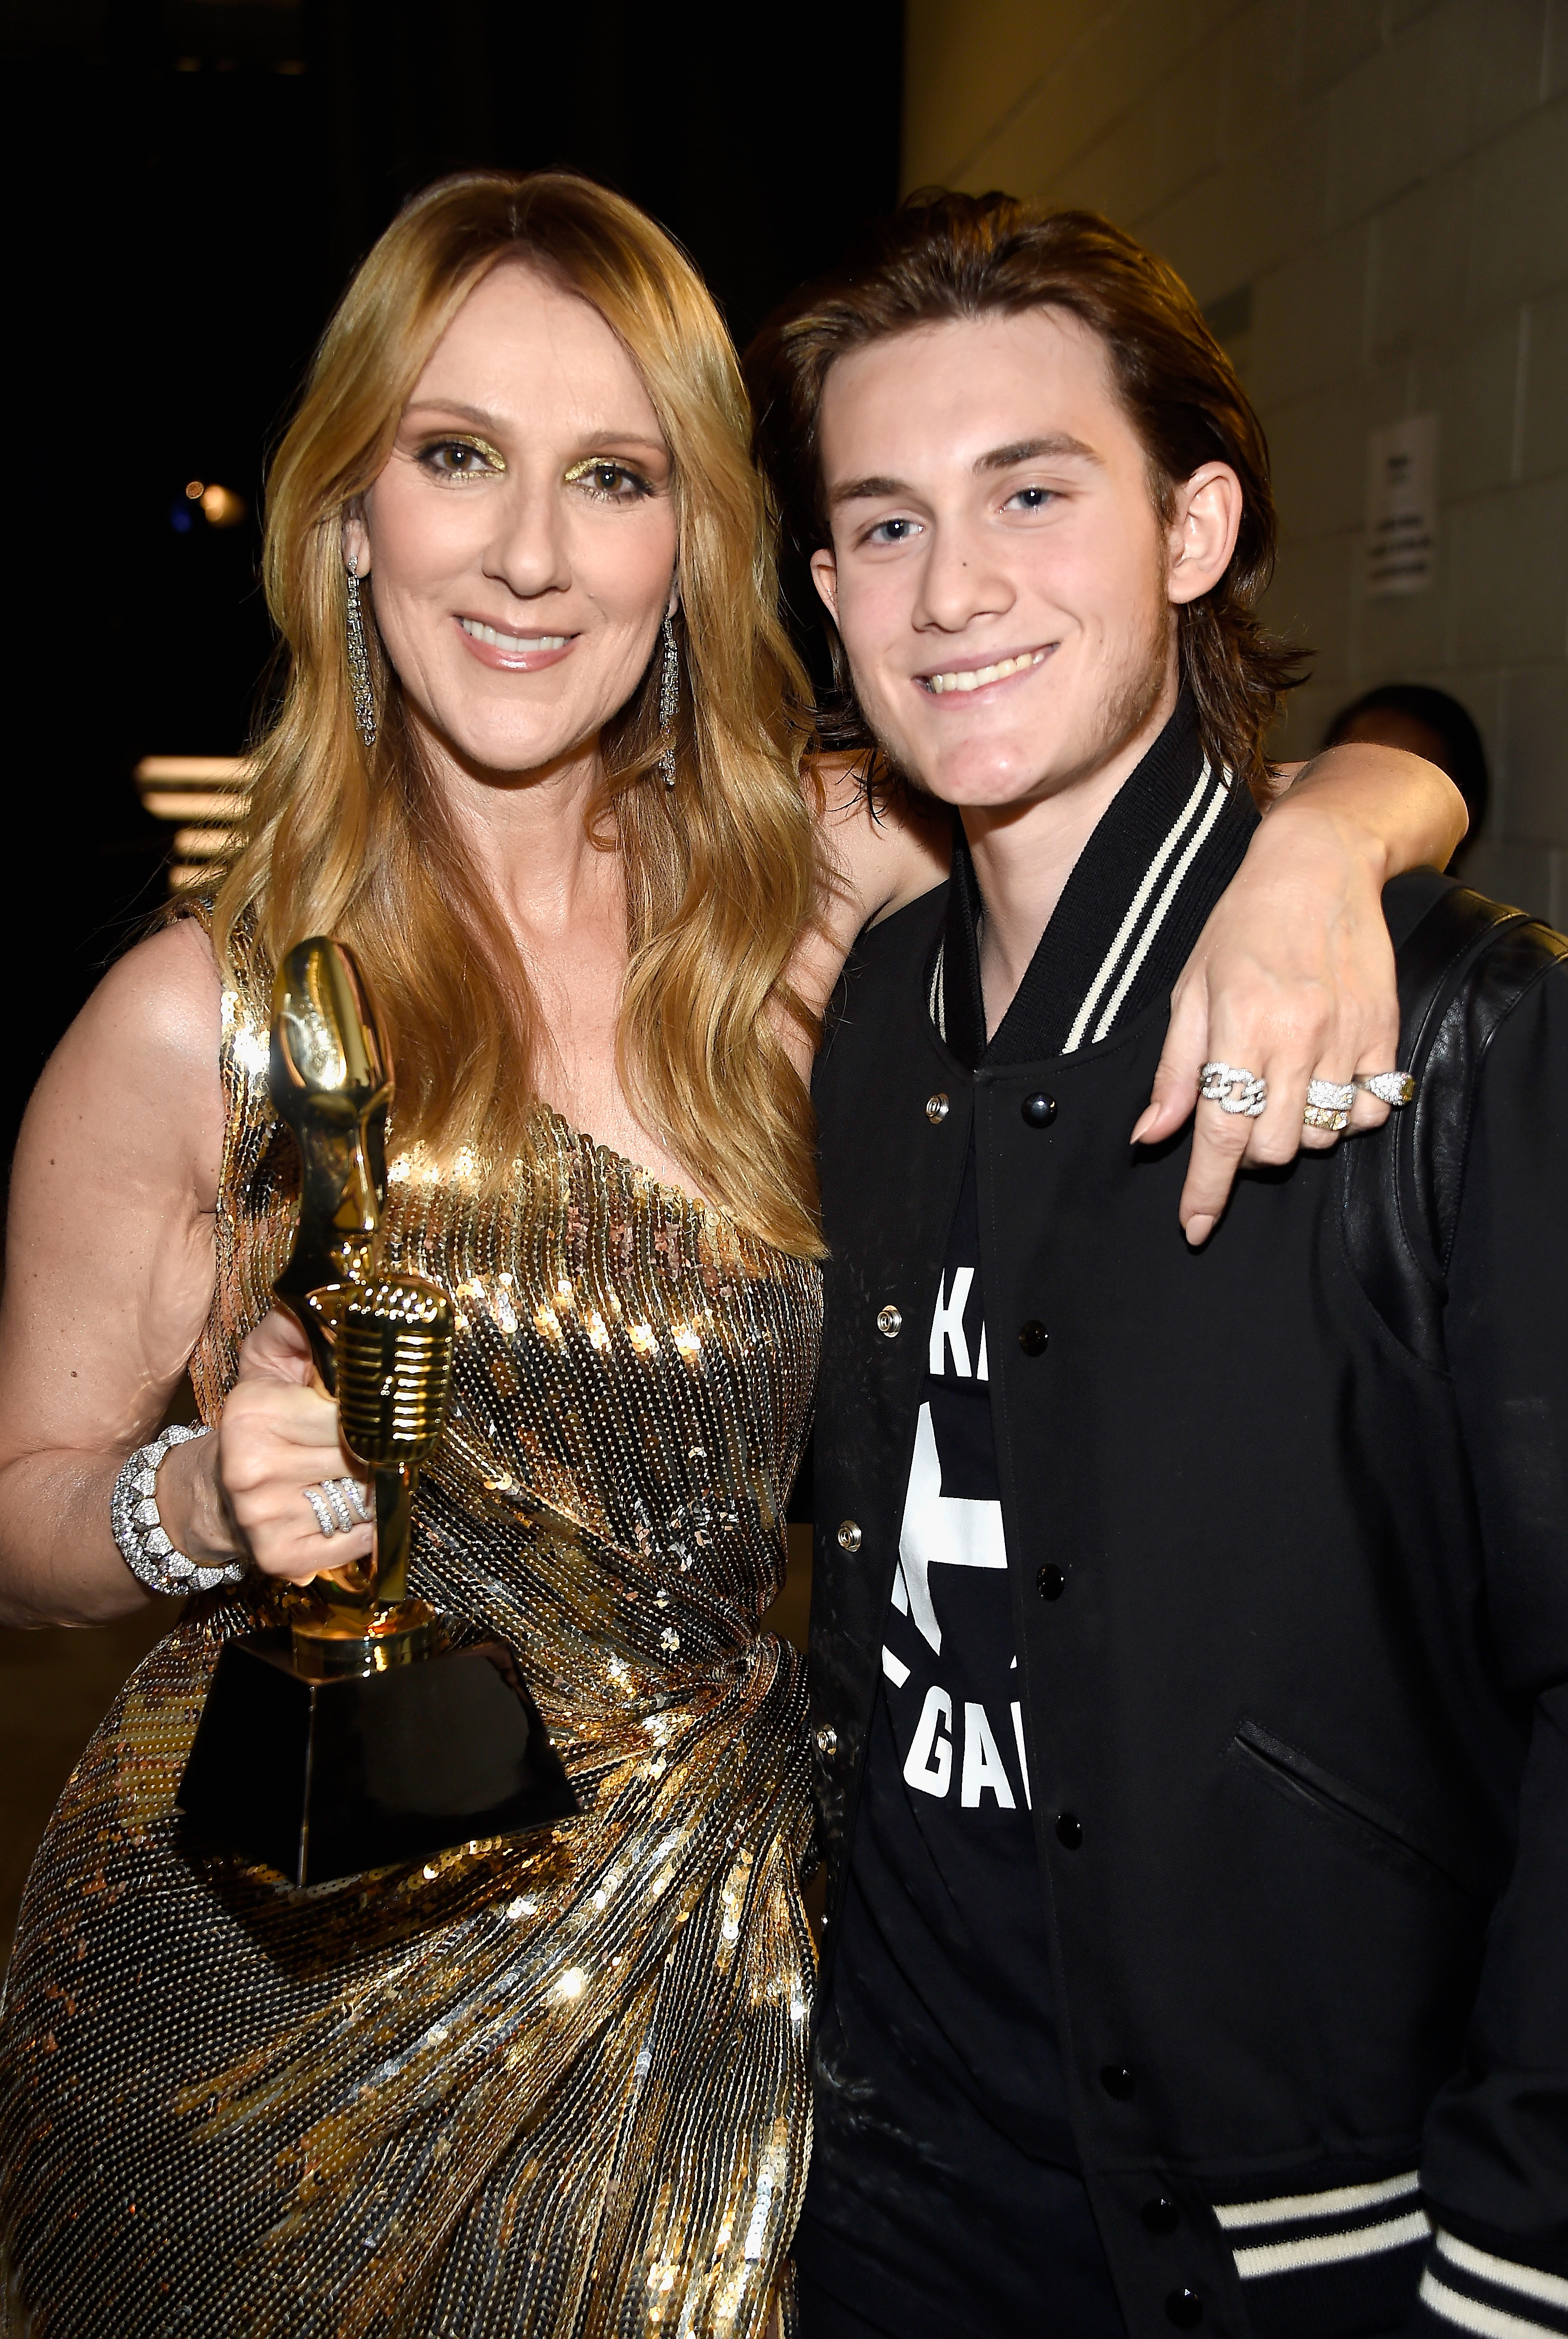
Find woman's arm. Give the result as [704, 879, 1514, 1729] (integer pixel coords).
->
[0, 923, 370, 1628]
[1143, 742, 1468, 1241]
[792, 738, 1465, 1237]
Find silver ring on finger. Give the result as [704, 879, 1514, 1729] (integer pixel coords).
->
[1302, 1103, 1350, 1132]
[331, 1477, 372, 1525]
[1356, 1070, 1416, 1107]
[1199, 1060, 1267, 1118]
[304, 1485, 339, 1538]
[1307, 1078, 1357, 1113]
[318, 1479, 357, 1534]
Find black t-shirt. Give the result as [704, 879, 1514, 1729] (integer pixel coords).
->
[796, 1135, 1124, 2339]
[847, 1134, 1071, 2157]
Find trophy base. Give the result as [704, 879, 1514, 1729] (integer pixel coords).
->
[176, 1626, 580, 1888]
[290, 1595, 440, 1675]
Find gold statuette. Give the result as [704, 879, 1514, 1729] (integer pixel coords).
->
[177, 935, 578, 1887]
[267, 937, 448, 1671]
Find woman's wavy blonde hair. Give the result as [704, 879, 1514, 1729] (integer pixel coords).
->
[214, 170, 824, 1257]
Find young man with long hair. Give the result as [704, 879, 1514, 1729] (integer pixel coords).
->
[750, 198, 1568, 2339]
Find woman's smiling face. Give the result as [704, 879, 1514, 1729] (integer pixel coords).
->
[350, 260, 679, 779]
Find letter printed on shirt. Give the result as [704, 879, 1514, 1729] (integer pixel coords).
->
[929, 1268, 975, 1378]
[904, 1685, 954, 1797]
[1009, 1699, 1032, 1809]
[961, 1702, 1017, 1808]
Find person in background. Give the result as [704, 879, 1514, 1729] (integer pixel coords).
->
[1326, 683, 1489, 869]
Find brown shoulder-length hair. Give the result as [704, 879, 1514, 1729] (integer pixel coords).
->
[746, 191, 1305, 791]
[215, 170, 824, 1258]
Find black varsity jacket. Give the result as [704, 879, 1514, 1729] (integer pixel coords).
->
[808, 709, 1568, 2339]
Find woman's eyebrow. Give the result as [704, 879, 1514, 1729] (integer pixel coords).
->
[402, 398, 507, 430]
[401, 398, 667, 454]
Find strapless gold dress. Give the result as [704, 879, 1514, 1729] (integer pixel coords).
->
[0, 925, 820, 2338]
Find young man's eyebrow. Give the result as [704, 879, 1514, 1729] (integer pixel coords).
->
[828, 474, 911, 508]
[974, 434, 1099, 473]
[828, 436, 1102, 508]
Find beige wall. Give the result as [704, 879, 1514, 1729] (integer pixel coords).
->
[903, 0, 1568, 918]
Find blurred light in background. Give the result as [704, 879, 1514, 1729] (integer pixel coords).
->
[200, 482, 246, 528]
[174, 479, 246, 530]
[133, 755, 249, 892]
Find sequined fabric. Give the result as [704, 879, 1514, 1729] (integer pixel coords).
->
[0, 919, 821, 2338]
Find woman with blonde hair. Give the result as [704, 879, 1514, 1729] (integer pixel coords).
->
[0, 171, 1458, 2337]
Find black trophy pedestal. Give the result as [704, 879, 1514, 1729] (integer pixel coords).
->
[177, 1628, 580, 1887]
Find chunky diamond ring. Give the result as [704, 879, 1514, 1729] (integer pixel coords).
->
[1303, 1103, 1350, 1131]
[304, 1478, 373, 1538]
[1199, 1061, 1267, 1118]
[1307, 1078, 1357, 1113]
[1356, 1071, 1416, 1107]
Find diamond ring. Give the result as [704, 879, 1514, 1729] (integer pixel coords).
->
[1356, 1071, 1416, 1107]
[304, 1478, 373, 1538]
[1303, 1103, 1350, 1131]
[1307, 1078, 1357, 1112]
[1199, 1061, 1267, 1118]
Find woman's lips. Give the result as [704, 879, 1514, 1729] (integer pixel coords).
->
[916, 646, 1051, 697]
[456, 616, 577, 672]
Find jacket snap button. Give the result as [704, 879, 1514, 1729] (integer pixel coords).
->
[1054, 1811, 1083, 1849]
[925, 1093, 950, 1124]
[814, 1725, 837, 1756]
[876, 1304, 903, 1339]
[1018, 1321, 1048, 1356]
[1100, 2064, 1135, 2099]
[1037, 1564, 1065, 1600]
[836, 1520, 862, 1553]
[1165, 2290, 1202, 2329]
[1142, 2197, 1180, 2235]
[1022, 1092, 1057, 1127]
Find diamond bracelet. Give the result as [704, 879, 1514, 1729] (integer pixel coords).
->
[110, 1422, 247, 1596]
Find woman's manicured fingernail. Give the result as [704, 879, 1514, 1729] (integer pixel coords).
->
[1130, 1109, 1157, 1143]
[1185, 1214, 1214, 1247]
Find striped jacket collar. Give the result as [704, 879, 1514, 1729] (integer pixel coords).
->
[933, 695, 1259, 1070]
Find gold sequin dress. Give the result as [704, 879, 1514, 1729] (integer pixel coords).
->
[0, 925, 821, 2339]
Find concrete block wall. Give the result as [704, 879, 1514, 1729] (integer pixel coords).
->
[903, 0, 1568, 917]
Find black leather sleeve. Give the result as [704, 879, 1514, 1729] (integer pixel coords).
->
[1417, 956, 1568, 2287]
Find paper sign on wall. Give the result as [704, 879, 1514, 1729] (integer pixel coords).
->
[1366, 413, 1438, 596]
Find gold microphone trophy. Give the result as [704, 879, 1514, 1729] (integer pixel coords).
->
[177, 938, 577, 1887]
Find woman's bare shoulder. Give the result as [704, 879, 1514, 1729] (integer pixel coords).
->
[21, 917, 226, 1207]
[78, 914, 224, 1042]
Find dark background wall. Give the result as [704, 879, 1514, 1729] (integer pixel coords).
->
[0, 0, 903, 1173]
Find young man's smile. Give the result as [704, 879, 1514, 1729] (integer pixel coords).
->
[915, 643, 1052, 697]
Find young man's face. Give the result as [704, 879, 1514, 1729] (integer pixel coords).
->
[810, 307, 1203, 810]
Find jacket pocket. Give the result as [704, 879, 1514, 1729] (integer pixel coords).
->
[1228, 1718, 1486, 1898]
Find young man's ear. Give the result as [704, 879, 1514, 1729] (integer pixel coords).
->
[1166, 464, 1243, 606]
[809, 546, 840, 624]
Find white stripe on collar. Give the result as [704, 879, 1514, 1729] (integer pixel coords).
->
[1063, 757, 1219, 1053]
[1087, 766, 1230, 1045]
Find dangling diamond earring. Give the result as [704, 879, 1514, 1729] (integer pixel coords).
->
[345, 555, 377, 749]
[656, 612, 679, 787]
